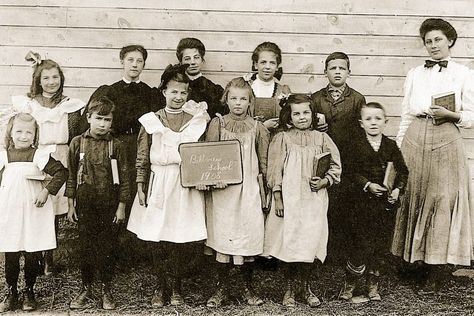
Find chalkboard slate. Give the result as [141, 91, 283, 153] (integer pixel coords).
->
[179, 140, 243, 188]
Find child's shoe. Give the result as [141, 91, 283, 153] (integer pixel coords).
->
[282, 280, 296, 307]
[303, 282, 321, 307]
[206, 285, 227, 307]
[151, 287, 166, 308]
[22, 286, 37, 311]
[44, 250, 54, 276]
[243, 286, 263, 306]
[101, 283, 116, 310]
[69, 284, 93, 309]
[367, 273, 381, 301]
[170, 279, 184, 306]
[340, 262, 364, 301]
[0, 286, 18, 312]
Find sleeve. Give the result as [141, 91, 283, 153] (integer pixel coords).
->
[322, 133, 342, 186]
[67, 109, 83, 144]
[64, 137, 80, 198]
[458, 69, 474, 128]
[392, 142, 409, 193]
[207, 82, 226, 117]
[205, 117, 221, 142]
[114, 140, 131, 203]
[136, 126, 151, 184]
[43, 157, 68, 196]
[396, 68, 417, 147]
[345, 141, 370, 190]
[266, 132, 286, 192]
[255, 122, 270, 177]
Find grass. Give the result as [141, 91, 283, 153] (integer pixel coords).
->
[1, 219, 474, 315]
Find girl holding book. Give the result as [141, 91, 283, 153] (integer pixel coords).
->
[392, 18, 474, 294]
[203, 77, 270, 307]
[6, 52, 85, 275]
[263, 94, 341, 307]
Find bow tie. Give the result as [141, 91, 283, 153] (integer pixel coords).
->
[424, 60, 448, 71]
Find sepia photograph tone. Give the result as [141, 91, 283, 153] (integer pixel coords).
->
[0, 1, 473, 315]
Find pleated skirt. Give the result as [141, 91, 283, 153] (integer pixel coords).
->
[391, 117, 474, 266]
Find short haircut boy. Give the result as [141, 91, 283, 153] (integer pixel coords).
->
[361, 102, 386, 117]
[176, 38, 206, 62]
[87, 96, 116, 116]
[325, 52, 350, 71]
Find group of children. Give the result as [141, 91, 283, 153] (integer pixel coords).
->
[0, 37, 411, 312]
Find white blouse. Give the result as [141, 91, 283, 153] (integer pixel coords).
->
[396, 60, 474, 146]
[251, 77, 276, 98]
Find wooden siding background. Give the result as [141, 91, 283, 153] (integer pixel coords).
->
[0, 0, 473, 178]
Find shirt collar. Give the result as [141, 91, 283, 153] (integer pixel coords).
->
[122, 77, 141, 84]
[327, 83, 346, 92]
[187, 72, 203, 81]
[83, 129, 113, 140]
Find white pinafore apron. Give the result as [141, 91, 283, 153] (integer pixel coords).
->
[263, 132, 329, 263]
[0, 147, 56, 252]
[11, 95, 85, 215]
[127, 111, 208, 243]
[205, 118, 264, 264]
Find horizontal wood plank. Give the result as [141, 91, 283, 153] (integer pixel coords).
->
[3, 7, 474, 38]
[1, 0, 472, 17]
[3, 46, 474, 77]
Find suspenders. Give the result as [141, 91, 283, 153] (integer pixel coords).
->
[77, 137, 119, 186]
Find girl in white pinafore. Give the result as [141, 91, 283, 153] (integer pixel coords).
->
[0, 113, 68, 312]
[127, 64, 208, 307]
[2, 52, 85, 275]
[263, 94, 341, 308]
[203, 77, 270, 307]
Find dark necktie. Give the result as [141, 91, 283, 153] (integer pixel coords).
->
[424, 60, 448, 72]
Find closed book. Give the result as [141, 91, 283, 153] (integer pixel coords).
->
[254, 98, 279, 121]
[312, 152, 331, 178]
[383, 162, 397, 192]
[431, 91, 455, 125]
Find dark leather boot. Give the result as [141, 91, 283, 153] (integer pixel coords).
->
[0, 286, 18, 312]
[367, 273, 381, 301]
[282, 278, 296, 307]
[170, 277, 184, 306]
[22, 286, 37, 311]
[69, 283, 93, 309]
[101, 283, 116, 310]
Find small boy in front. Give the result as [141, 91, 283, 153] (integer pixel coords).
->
[65, 96, 130, 310]
[310, 52, 366, 263]
[342, 102, 408, 302]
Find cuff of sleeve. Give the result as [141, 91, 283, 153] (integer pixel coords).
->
[64, 187, 75, 198]
[363, 182, 371, 192]
[325, 175, 334, 187]
[272, 185, 282, 192]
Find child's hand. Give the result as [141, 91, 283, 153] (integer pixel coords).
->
[368, 183, 388, 197]
[274, 191, 284, 217]
[113, 203, 126, 224]
[388, 188, 400, 204]
[263, 118, 279, 130]
[137, 187, 147, 207]
[213, 181, 227, 189]
[315, 123, 329, 133]
[67, 205, 78, 223]
[34, 188, 49, 208]
[309, 177, 329, 192]
[195, 183, 210, 191]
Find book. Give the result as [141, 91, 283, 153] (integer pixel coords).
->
[254, 98, 279, 121]
[383, 162, 397, 193]
[312, 152, 331, 178]
[431, 91, 455, 125]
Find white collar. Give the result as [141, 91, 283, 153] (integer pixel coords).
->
[187, 72, 203, 81]
[254, 76, 275, 86]
[122, 77, 141, 84]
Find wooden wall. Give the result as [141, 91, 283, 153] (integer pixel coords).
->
[1, 0, 473, 170]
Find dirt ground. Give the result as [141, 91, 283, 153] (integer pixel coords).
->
[1, 220, 474, 316]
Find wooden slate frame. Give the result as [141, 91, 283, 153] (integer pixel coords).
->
[179, 140, 243, 188]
